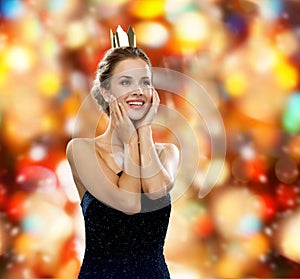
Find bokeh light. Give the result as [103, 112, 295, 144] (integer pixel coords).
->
[4, 45, 36, 73]
[282, 93, 300, 134]
[65, 20, 89, 49]
[1, 0, 300, 278]
[36, 70, 62, 97]
[129, 0, 165, 19]
[135, 22, 169, 48]
[0, 0, 24, 19]
[173, 12, 210, 53]
[258, 0, 284, 20]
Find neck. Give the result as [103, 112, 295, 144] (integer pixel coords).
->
[95, 117, 123, 147]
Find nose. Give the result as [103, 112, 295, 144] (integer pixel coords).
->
[132, 87, 143, 96]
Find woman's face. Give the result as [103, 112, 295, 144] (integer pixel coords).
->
[107, 58, 153, 121]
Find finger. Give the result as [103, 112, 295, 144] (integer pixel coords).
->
[110, 110, 118, 127]
[151, 88, 158, 102]
[119, 103, 132, 123]
[110, 101, 120, 121]
[118, 102, 126, 116]
[151, 89, 159, 106]
[114, 101, 122, 120]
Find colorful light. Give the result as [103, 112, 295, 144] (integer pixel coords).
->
[275, 209, 300, 263]
[258, 0, 283, 20]
[5, 191, 28, 221]
[257, 194, 277, 221]
[237, 214, 262, 237]
[0, 183, 8, 209]
[16, 165, 58, 193]
[0, 0, 24, 19]
[212, 159, 230, 187]
[282, 93, 300, 134]
[65, 20, 89, 49]
[0, 59, 8, 89]
[47, 0, 68, 11]
[250, 44, 283, 74]
[165, 0, 195, 22]
[2, 89, 51, 148]
[231, 157, 252, 182]
[193, 212, 214, 238]
[54, 258, 81, 279]
[5, 45, 36, 73]
[216, 253, 245, 278]
[21, 214, 43, 236]
[41, 34, 60, 58]
[275, 156, 299, 184]
[182, 200, 206, 220]
[56, 159, 79, 203]
[37, 70, 62, 97]
[135, 22, 169, 48]
[211, 187, 261, 239]
[276, 30, 299, 56]
[225, 72, 248, 97]
[13, 232, 37, 257]
[174, 12, 209, 53]
[274, 61, 298, 91]
[29, 144, 48, 162]
[20, 14, 42, 43]
[0, 0, 300, 277]
[0, 218, 9, 256]
[287, 135, 300, 161]
[226, 14, 248, 38]
[232, 0, 258, 15]
[129, 0, 165, 19]
[275, 183, 299, 210]
[241, 233, 270, 258]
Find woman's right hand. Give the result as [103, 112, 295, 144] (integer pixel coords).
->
[110, 100, 137, 144]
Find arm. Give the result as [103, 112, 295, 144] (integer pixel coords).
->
[118, 131, 141, 197]
[111, 101, 142, 199]
[66, 138, 141, 214]
[138, 126, 179, 199]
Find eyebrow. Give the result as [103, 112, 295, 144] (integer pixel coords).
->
[118, 75, 132, 80]
[117, 75, 150, 80]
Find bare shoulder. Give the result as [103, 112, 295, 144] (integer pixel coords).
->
[155, 142, 179, 156]
[66, 138, 93, 161]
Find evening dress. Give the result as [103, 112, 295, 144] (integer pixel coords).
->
[78, 174, 171, 279]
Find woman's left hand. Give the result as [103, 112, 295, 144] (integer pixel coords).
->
[135, 88, 160, 129]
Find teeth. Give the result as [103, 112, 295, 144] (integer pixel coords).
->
[128, 101, 143, 106]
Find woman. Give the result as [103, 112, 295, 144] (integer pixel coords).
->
[66, 45, 179, 278]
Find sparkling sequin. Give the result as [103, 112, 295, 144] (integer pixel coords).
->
[79, 190, 171, 279]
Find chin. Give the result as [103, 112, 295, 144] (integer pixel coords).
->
[128, 112, 146, 121]
[127, 106, 150, 121]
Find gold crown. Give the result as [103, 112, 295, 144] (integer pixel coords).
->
[110, 25, 136, 48]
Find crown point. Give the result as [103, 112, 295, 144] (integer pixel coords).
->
[116, 25, 125, 33]
[110, 25, 136, 48]
[127, 26, 136, 47]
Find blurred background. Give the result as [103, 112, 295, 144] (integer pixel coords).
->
[1, 0, 300, 278]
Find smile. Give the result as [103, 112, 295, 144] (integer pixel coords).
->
[126, 100, 145, 109]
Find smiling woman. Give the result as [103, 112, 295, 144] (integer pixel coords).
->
[66, 28, 180, 278]
[107, 58, 153, 121]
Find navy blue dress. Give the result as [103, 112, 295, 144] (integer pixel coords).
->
[78, 182, 171, 279]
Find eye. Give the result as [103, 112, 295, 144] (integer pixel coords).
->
[142, 79, 151, 87]
[120, 79, 130, 86]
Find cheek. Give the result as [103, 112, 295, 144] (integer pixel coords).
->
[111, 85, 136, 99]
[143, 88, 153, 101]
[110, 85, 127, 99]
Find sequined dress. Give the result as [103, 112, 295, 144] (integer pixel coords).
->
[78, 184, 171, 279]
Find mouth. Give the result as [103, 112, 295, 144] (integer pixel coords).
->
[126, 99, 145, 109]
